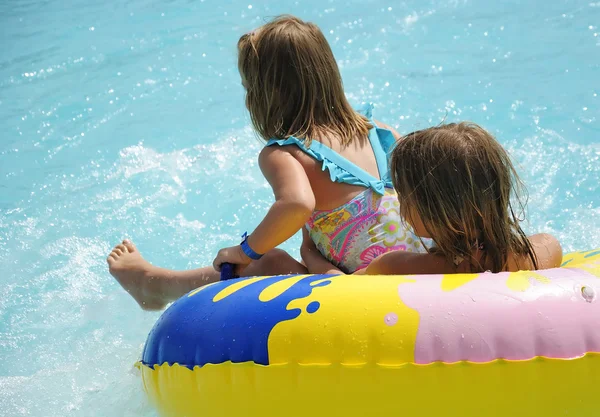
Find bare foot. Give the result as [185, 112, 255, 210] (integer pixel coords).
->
[107, 240, 167, 310]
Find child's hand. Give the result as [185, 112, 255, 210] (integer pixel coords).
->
[213, 245, 252, 273]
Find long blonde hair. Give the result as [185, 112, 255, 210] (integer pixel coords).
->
[390, 122, 538, 273]
[237, 15, 371, 145]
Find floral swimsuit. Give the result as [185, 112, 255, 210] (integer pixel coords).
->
[266, 104, 426, 273]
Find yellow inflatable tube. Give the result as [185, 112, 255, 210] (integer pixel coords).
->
[138, 249, 600, 417]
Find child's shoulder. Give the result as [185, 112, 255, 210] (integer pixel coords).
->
[258, 144, 300, 172]
[528, 233, 563, 270]
[506, 233, 562, 272]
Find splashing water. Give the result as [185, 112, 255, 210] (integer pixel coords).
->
[1, 0, 598, 415]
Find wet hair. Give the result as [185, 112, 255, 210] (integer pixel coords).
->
[237, 15, 371, 145]
[390, 122, 538, 273]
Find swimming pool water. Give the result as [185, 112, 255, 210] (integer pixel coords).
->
[1, 0, 598, 415]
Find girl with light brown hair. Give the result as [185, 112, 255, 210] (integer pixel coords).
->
[107, 15, 425, 309]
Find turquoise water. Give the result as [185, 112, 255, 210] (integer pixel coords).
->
[1, 0, 598, 415]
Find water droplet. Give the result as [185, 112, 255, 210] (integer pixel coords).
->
[384, 312, 398, 326]
[582, 286, 595, 302]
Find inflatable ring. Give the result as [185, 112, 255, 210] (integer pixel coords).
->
[138, 249, 600, 417]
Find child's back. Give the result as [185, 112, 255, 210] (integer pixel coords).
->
[264, 105, 423, 272]
[230, 16, 424, 272]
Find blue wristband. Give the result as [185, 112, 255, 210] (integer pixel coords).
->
[240, 232, 263, 260]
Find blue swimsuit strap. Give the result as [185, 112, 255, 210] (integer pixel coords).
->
[359, 103, 393, 180]
[265, 110, 394, 194]
[304, 139, 382, 185]
[367, 121, 392, 184]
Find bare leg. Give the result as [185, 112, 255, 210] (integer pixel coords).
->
[107, 240, 307, 310]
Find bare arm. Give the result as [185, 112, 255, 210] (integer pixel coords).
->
[213, 147, 315, 271]
[248, 147, 316, 253]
